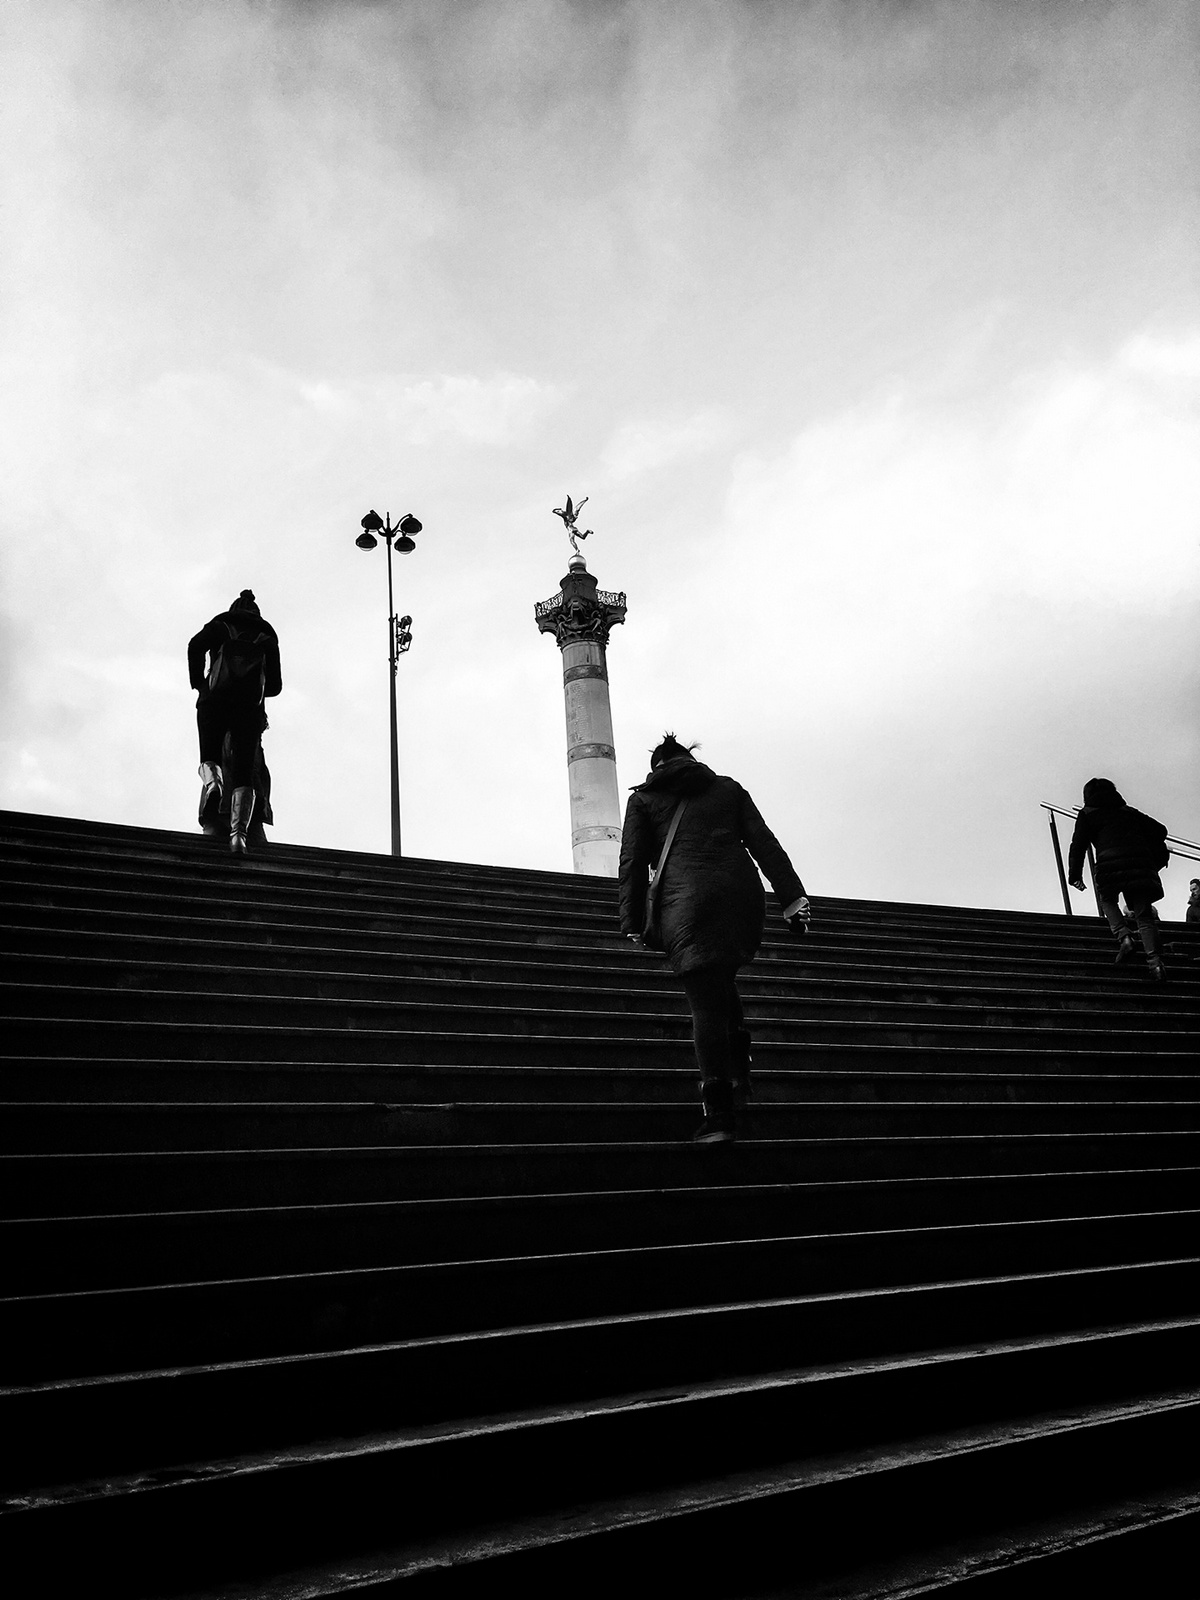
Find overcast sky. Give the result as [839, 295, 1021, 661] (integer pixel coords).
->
[2, 0, 1197, 916]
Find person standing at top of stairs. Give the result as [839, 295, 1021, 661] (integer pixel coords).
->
[618, 734, 810, 1145]
[187, 590, 282, 856]
[1068, 776, 1171, 980]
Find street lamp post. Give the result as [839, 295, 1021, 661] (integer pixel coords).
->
[356, 508, 422, 857]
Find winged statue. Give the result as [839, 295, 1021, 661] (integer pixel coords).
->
[552, 495, 594, 556]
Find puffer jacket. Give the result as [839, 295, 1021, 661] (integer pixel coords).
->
[618, 758, 805, 975]
[1068, 801, 1167, 903]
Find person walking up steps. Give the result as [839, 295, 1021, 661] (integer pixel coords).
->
[1067, 777, 1170, 980]
[187, 590, 282, 856]
[619, 734, 810, 1144]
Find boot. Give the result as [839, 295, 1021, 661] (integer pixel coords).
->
[198, 762, 224, 836]
[229, 786, 255, 855]
[1114, 931, 1136, 965]
[1139, 909, 1165, 979]
[731, 1026, 754, 1107]
[693, 1079, 736, 1144]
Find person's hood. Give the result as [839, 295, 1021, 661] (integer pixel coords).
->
[1081, 777, 1125, 811]
[634, 757, 718, 796]
[211, 610, 277, 641]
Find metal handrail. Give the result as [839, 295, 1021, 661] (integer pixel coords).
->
[1041, 801, 1200, 917]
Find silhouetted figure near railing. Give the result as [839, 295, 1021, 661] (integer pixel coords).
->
[1067, 777, 1170, 980]
[1187, 880, 1200, 927]
[619, 734, 810, 1143]
[187, 591, 282, 856]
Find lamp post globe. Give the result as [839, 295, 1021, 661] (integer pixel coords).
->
[354, 508, 423, 857]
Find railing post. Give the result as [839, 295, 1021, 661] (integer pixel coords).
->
[1048, 810, 1072, 916]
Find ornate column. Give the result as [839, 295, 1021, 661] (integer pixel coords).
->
[535, 499, 627, 876]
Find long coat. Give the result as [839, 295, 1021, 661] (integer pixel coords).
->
[1068, 803, 1167, 904]
[618, 759, 805, 975]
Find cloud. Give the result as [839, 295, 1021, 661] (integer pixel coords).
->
[301, 372, 566, 447]
[599, 409, 737, 480]
[4, 749, 60, 801]
[719, 329, 1200, 658]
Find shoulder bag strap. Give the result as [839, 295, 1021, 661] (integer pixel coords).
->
[648, 797, 689, 899]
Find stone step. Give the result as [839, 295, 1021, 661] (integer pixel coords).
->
[6, 1097, 1200, 1155]
[8, 1158, 1198, 1289]
[6, 864, 1179, 962]
[6, 1016, 1196, 1074]
[7, 984, 1199, 1056]
[5, 1057, 1200, 1106]
[13, 1221, 1199, 1379]
[2, 1314, 1197, 1595]
[4, 1274, 1198, 1492]
[5, 917, 1198, 1004]
[5, 950, 1199, 1028]
[1, 828, 1132, 938]
[7, 1132, 1200, 1218]
[159, 1383, 1200, 1600]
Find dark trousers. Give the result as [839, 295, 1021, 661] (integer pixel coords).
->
[680, 964, 750, 1087]
[1098, 890, 1160, 958]
[197, 699, 263, 790]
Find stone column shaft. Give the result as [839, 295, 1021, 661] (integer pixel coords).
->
[535, 555, 627, 877]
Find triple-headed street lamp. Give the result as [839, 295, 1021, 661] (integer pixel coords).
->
[356, 508, 422, 857]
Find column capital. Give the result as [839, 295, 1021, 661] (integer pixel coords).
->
[535, 563, 627, 648]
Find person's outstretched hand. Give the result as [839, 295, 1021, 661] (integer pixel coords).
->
[786, 897, 811, 935]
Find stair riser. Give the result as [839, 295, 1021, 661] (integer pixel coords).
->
[6, 1005, 1197, 1060]
[10, 908, 1192, 994]
[7, 1058, 1200, 1105]
[9, 934, 1200, 1011]
[9, 1170, 1200, 1293]
[9, 1133, 1200, 1216]
[6, 1201, 1197, 1325]
[6, 872, 1182, 967]
[9, 1098, 1200, 1154]
[9, 819, 1170, 936]
[2, 855, 1133, 944]
[8, 960, 1199, 1032]
[3, 1339, 1197, 1595]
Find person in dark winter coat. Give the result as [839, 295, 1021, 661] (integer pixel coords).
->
[187, 590, 282, 855]
[1187, 880, 1200, 927]
[1067, 777, 1169, 979]
[619, 735, 810, 1143]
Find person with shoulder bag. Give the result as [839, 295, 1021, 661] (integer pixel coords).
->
[187, 590, 282, 855]
[618, 734, 810, 1143]
[1067, 777, 1170, 980]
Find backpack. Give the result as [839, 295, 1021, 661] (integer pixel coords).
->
[206, 619, 268, 703]
[1137, 811, 1171, 871]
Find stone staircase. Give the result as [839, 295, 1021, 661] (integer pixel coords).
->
[1, 807, 1199, 1597]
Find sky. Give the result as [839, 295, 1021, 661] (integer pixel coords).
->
[1, 0, 1197, 916]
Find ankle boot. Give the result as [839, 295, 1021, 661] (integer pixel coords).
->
[693, 1079, 736, 1144]
[198, 762, 224, 835]
[229, 787, 255, 855]
[1114, 931, 1136, 964]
